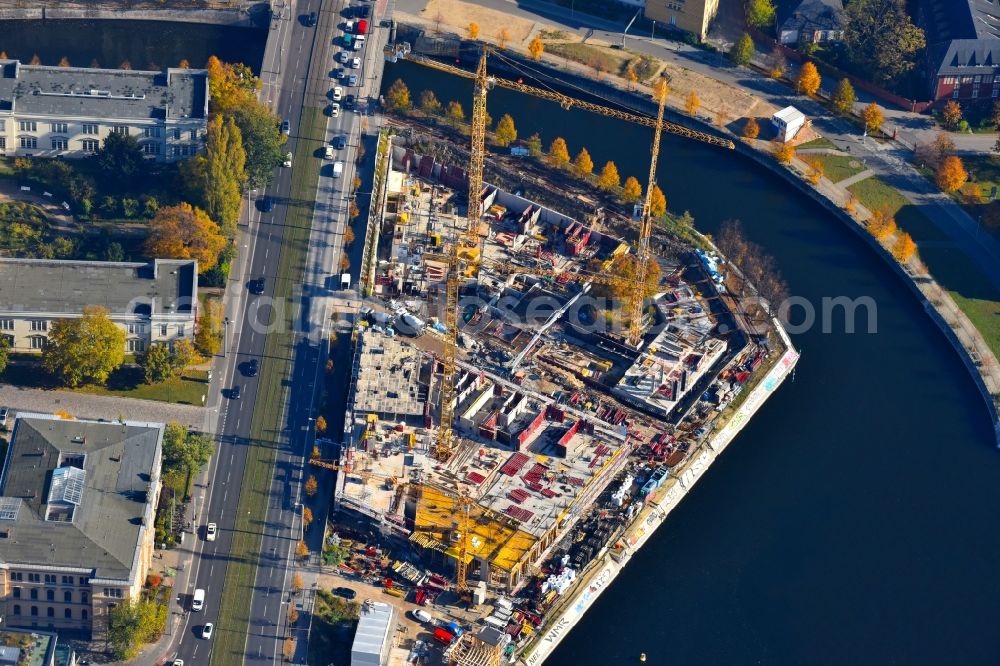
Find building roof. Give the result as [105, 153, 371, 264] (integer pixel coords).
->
[778, 0, 846, 34]
[773, 106, 806, 124]
[0, 628, 57, 666]
[930, 37, 1000, 75]
[0, 61, 208, 121]
[351, 601, 396, 664]
[0, 258, 197, 318]
[0, 414, 164, 582]
[921, 0, 997, 45]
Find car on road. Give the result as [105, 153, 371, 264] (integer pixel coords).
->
[250, 277, 266, 294]
[206, 523, 217, 541]
[172, 660, 184, 666]
[412, 609, 433, 623]
[247, 359, 259, 376]
[201, 623, 214, 640]
[192, 589, 205, 611]
[0, 407, 8, 430]
[337, 51, 350, 64]
[331, 85, 343, 101]
[306, 11, 317, 26]
[259, 196, 274, 213]
[351, 57, 361, 69]
[333, 161, 344, 178]
[333, 135, 347, 149]
[330, 102, 341, 117]
[230, 385, 241, 400]
[333, 586, 357, 600]
[284, 151, 293, 167]
[280, 119, 290, 135]
[324, 145, 336, 159]
[348, 74, 359, 87]
[344, 94, 356, 110]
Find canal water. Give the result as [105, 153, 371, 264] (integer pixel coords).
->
[0, 20, 265, 73]
[382, 60, 1000, 664]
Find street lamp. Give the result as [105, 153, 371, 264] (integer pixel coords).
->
[223, 317, 231, 356]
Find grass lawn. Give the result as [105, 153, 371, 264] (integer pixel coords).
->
[797, 136, 836, 150]
[919, 245, 1000, 359]
[544, 42, 628, 76]
[807, 154, 865, 183]
[847, 176, 946, 241]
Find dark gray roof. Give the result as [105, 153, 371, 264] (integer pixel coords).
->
[0, 61, 207, 121]
[0, 414, 164, 581]
[778, 0, 846, 34]
[930, 37, 1000, 75]
[0, 258, 197, 317]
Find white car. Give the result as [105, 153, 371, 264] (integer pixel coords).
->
[201, 623, 214, 640]
[172, 660, 184, 666]
[283, 152, 293, 168]
[205, 523, 217, 541]
[351, 57, 361, 69]
[332, 86, 343, 101]
[330, 103, 341, 117]
[337, 51, 350, 64]
[412, 608, 433, 623]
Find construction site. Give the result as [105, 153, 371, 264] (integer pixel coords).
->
[312, 45, 797, 666]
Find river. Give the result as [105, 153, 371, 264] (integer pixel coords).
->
[382, 60, 1000, 665]
[0, 19, 265, 73]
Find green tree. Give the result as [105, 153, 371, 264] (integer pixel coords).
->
[844, 0, 925, 84]
[162, 423, 214, 491]
[597, 161, 621, 190]
[446, 100, 465, 125]
[234, 102, 286, 189]
[526, 133, 543, 157]
[95, 132, 145, 191]
[42, 306, 125, 387]
[831, 78, 856, 115]
[548, 137, 570, 166]
[141, 344, 176, 384]
[195, 306, 222, 357]
[108, 599, 167, 660]
[574, 147, 594, 175]
[419, 89, 442, 116]
[622, 176, 643, 203]
[171, 338, 199, 369]
[494, 113, 518, 147]
[0, 336, 8, 376]
[745, 0, 776, 28]
[385, 79, 411, 112]
[649, 185, 667, 217]
[729, 33, 755, 66]
[181, 116, 246, 237]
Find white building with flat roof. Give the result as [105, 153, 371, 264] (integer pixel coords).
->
[351, 601, 397, 666]
[771, 106, 806, 142]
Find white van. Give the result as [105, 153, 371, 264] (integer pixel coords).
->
[332, 161, 344, 178]
[324, 145, 335, 160]
[412, 609, 433, 623]
[192, 588, 205, 611]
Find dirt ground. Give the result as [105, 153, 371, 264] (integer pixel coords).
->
[418, 0, 539, 45]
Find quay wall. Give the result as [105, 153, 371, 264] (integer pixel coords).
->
[0, 6, 255, 26]
[518, 324, 800, 666]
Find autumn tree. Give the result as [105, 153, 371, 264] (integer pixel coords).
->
[936, 155, 968, 192]
[497, 28, 511, 49]
[529, 35, 545, 61]
[206, 55, 260, 114]
[385, 78, 411, 112]
[145, 203, 227, 272]
[548, 137, 570, 166]
[622, 176, 643, 203]
[141, 344, 176, 384]
[42, 306, 125, 387]
[746, 0, 776, 27]
[742, 117, 760, 140]
[419, 89, 442, 116]
[283, 638, 295, 661]
[526, 133, 543, 157]
[446, 100, 465, 126]
[844, 0, 925, 84]
[729, 33, 755, 66]
[288, 606, 299, 626]
[867, 208, 897, 240]
[844, 193, 859, 214]
[494, 113, 517, 147]
[861, 102, 884, 134]
[29, 54, 40, 65]
[685, 91, 701, 116]
[305, 474, 318, 496]
[831, 78, 856, 115]
[625, 62, 639, 90]
[650, 184, 667, 217]
[302, 507, 314, 529]
[772, 140, 795, 164]
[468, 22, 480, 39]
[179, 58, 190, 68]
[58, 56, 71, 67]
[796, 62, 821, 96]
[574, 147, 594, 176]
[892, 232, 917, 262]
[597, 161, 621, 190]
[652, 77, 670, 103]
[804, 157, 824, 184]
[296, 540, 309, 559]
[315, 415, 327, 433]
[195, 305, 222, 357]
[768, 46, 787, 79]
[344, 226, 356, 245]
[292, 573, 304, 592]
[941, 100, 963, 130]
[119, 60, 132, 70]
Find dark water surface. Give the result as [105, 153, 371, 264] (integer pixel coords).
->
[383, 60, 1000, 665]
[0, 20, 265, 73]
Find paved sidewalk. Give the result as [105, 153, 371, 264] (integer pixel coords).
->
[837, 168, 875, 188]
[0, 385, 206, 428]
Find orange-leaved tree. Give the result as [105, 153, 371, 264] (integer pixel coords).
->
[936, 155, 968, 192]
[144, 203, 227, 273]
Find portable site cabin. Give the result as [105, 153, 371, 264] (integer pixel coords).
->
[771, 106, 806, 142]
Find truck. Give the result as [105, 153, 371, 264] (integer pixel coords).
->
[432, 628, 455, 645]
[357, 19, 368, 34]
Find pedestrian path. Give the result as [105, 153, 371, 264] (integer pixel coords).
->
[838, 169, 875, 188]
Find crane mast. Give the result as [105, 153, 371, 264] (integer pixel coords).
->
[628, 83, 668, 347]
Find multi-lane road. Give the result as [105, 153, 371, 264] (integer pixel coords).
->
[167, 0, 388, 663]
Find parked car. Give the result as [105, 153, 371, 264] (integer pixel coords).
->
[333, 161, 344, 178]
[332, 86, 343, 101]
[351, 57, 361, 69]
[284, 151, 293, 167]
[205, 523, 217, 541]
[172, 660, 184, 666]
[330, 103, 341, 117]
[348, 74, 359, 87]
[201, 623, 214, 640]
[337, 51, 350, 64]
[412, 609, 433, 623]
[333, 587, 357, 600]
[333, 135, 347, 149]
[324, 145, 335, 159]
[344, 94, 356, 109]
[0, 407, 8, 430]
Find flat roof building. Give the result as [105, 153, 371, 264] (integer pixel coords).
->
[0, 60, 208, 161]
[0, 413, 165, 638]
[351, 601, 397, 666]
[0, 257, 197, 354]
[350, 329, 427, 422]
